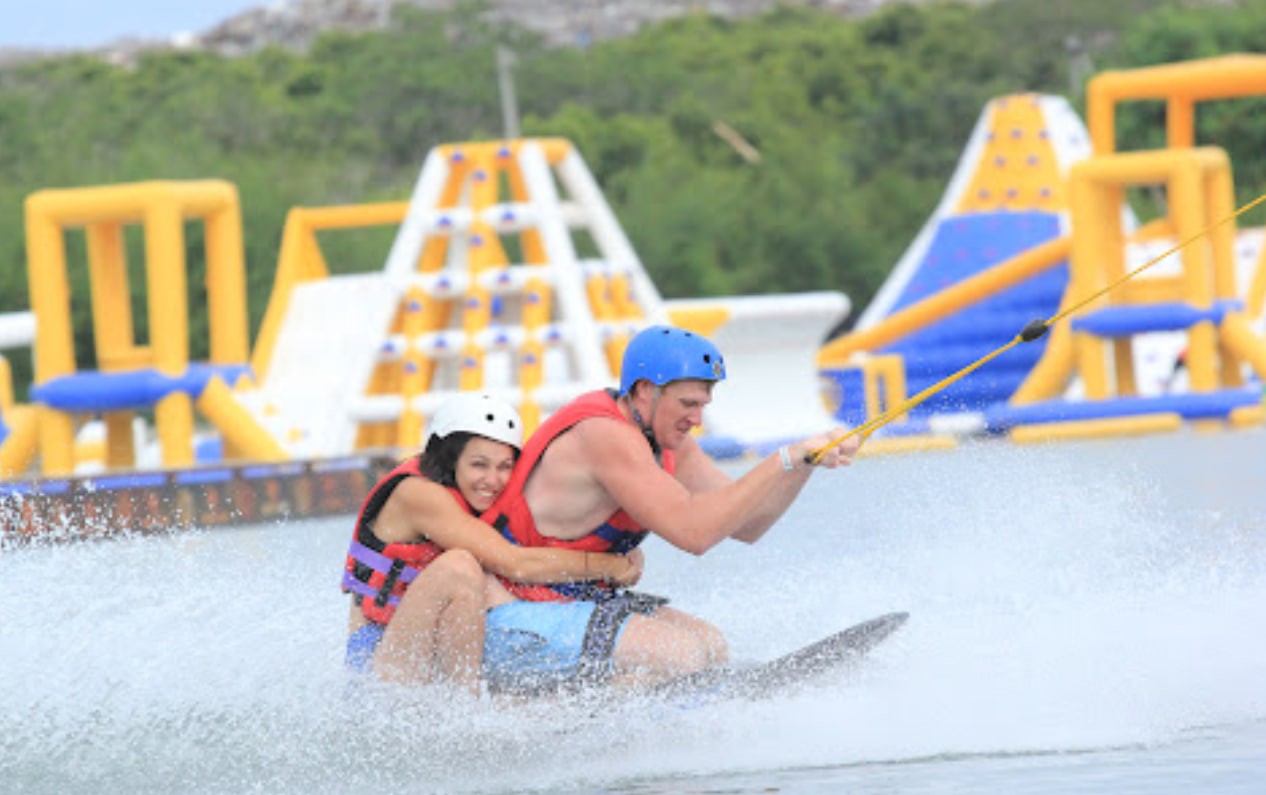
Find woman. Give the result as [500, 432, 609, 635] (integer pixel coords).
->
[342, 392, 641, 695]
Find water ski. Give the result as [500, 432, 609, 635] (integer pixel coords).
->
[652, 611, 909, 704]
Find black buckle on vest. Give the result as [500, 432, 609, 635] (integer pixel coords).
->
[375, 559, 407, 608]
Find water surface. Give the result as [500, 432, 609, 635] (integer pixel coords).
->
[3, 428, 1264, 794]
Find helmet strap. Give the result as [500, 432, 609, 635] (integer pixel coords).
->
[628, 384, 663, 458]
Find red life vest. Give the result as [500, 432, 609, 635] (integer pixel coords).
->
[341, 457, 468, 625]
[483, 389, 675, 603]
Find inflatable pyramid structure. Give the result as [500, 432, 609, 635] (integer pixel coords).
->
[242, 138, 666, 458]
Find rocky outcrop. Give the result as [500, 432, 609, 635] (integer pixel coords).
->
[3, 0, 976, 66]
[204, 0, 969, 51]
[475, 0, 950, 48]
[198, 0, 386, 57]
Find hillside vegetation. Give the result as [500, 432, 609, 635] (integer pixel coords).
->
[2, 0, 1266, 387]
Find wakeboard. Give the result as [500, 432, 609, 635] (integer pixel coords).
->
[651, 611, 909, 705]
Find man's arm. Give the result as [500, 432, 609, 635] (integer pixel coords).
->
[672, 431, 860, 544]
[579, 419, 859, 555]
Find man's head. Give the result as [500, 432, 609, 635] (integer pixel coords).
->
[619, 325, 726, 450]
[620, 325, 726, 395]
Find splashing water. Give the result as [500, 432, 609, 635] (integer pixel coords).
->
[2, 429, 1264, 794]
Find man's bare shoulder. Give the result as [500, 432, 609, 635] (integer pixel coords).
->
[567, 416, 670, 486]
[567, 414, 643, 449]
[533, 416, 638, 478]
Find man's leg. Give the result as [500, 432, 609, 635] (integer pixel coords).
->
[479, 599, 731, 693]
[375, 549, 486, 695]
[642, 606, 729, 666]
[610, 606, 729, 687]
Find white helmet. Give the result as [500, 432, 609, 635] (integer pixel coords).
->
[427, 393, 523, 450]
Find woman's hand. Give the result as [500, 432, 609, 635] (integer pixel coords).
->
[600, 548, 644, 587]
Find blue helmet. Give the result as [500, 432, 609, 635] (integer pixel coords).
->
[619, 325, 727, 395]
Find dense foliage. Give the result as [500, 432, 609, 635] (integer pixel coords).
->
[2, 0, 1266, 386]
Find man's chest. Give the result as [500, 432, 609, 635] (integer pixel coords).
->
[526, 457, 616, 538]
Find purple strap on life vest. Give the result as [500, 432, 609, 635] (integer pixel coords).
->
[342, 540, 422, 608]
[346, 540, 421, 583]
[341, 570, 400, 606]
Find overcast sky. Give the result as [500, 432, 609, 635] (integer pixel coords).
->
[1, 0, 263, 49]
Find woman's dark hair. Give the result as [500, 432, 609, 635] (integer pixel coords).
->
[418, 432, 473, 488]
[418, 431, 522, 488]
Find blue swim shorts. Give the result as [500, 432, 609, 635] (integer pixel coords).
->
[344, 591, 667, 693]
[484, 591, 668, 693]
[483, 600, 605, 683]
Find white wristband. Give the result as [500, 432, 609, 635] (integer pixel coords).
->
[778, 445, 795, 472]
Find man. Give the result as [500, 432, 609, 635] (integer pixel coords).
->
[484, 324, 861, 689]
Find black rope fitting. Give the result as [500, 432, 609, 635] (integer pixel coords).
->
[1019, 319, 1049, 342]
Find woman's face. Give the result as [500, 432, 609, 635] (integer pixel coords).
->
[454, 436, 517, 512]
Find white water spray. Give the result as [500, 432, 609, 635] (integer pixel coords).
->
[2, 430, 1264, 794]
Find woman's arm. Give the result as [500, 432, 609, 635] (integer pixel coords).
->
[382, 479, 638, 586]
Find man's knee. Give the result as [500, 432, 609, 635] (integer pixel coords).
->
[675, 622, 728, 670]
[657, 609, 730, 666]
[614, 616, 716, 676]
[700, 623, 730, 666]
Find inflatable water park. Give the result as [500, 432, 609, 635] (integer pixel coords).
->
[3, 54, 1266, 543]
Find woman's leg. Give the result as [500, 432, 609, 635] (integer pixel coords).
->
[375, 549, 486, 695]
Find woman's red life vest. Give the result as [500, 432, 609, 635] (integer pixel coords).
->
[482, 389, 674, 603]
[341, 457, 468, 625]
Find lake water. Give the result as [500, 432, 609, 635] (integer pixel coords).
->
[3, 427, 1265, 794]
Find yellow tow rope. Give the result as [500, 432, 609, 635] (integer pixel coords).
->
[806, 190, 1266, 464]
